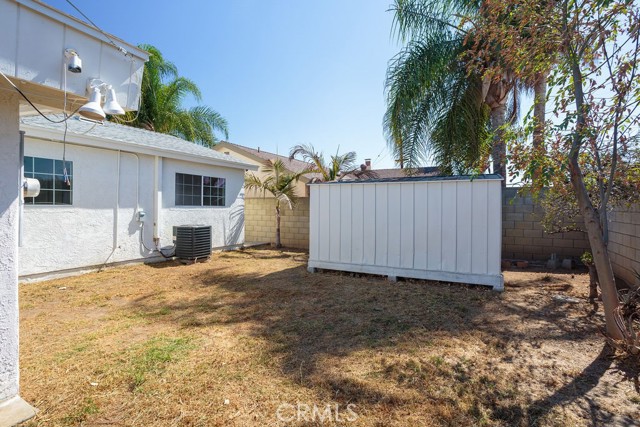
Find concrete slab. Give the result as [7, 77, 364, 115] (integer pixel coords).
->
[0, 396, 37, 427]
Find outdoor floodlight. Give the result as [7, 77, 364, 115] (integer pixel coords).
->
[78, 79, 126, 121]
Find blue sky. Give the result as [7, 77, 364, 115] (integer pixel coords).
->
[46, 0, 402, 168]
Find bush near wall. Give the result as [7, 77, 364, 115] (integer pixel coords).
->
[245, 198, 309, 249]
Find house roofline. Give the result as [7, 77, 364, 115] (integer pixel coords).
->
[21, 124, 259, 171]
[215, 141, 311, 182]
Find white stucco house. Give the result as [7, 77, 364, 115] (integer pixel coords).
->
[19, 115, 257, 279]
[1, 0, 150, 422]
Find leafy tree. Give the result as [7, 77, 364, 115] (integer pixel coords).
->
[384, 0, 523, 178]
[469, 0, 640, 343]
[289, 144, 376, 181]
[114, 45, 228, 147]
[244, 159, 308, 248]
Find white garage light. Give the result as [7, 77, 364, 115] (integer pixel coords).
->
[78, 87, 106, 121]
[78, 79, 126, 121]
[103, 85, 125, 115]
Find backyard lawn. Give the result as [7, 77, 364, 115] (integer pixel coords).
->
[19, 248, 639, 426]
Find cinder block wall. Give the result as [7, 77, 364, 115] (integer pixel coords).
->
[245, 188, 639, 283]
[245, 197, 310, 249]
[502, 188, 590, 261]
[608, 205, 640, 287]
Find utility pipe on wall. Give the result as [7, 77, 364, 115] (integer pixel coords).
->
[153, 156, 162, 243]
[18, 130, 25, 247]
[111, 150, 121, 254]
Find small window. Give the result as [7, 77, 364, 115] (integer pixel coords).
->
[175, 173, 225, 207]
[24, 156, 73, 205]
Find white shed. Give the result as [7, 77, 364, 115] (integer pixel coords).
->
[308, 175, 504, 290]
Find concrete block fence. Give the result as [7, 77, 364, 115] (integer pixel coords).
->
[244, 197, 310, 249]
[244, 189, 638, 287]
[608, 205, 640, 287]
[502, 188, 590, 261]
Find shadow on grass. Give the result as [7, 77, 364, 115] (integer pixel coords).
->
[128, 252, 629, 425]
[501, 345, 638, 427]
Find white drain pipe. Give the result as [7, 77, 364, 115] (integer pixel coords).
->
[18, 130, 24, 247]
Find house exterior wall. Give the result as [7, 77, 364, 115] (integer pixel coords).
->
[309, 178, 504, 290]
[0, 93, 21, 403]
[502, 188, 590, 261]
[160, 158, 245, 249]
[19, 137, 246, 277]
[245, 197, 309, 248]
[608, 204, 640, 288]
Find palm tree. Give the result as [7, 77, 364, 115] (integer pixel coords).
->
[289, 144, 376, 181]
[244, 159, 308, 248]
[114, 45, 228, 147]
[384, 0, 520, 179]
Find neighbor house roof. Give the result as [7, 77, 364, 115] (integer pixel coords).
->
[215, 141, 315, 175]
[20, 115, 257, 171]
[341, 166, 441, 181]
[312, 174, 503, 185]
[365, 167, 440, 180]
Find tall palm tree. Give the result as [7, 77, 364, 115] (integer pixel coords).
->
[244, 159, 307, 248]
[385, 0, 519, 179]
[114, 45, 228, 147]
[289, 144, 376, 181]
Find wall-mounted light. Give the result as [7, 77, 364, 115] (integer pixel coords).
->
[78, 79, 126, 121]
[64, 48, 82, 73]
[103, 86, 125, 115]
[79, 87, 106, 121]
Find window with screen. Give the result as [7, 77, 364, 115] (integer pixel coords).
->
[24, 156, 73, 205]
[175, 173, 225, 207]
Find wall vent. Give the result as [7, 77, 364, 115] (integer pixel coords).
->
[175, 225, 212, 261]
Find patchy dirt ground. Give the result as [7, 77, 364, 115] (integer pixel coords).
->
[18, 248, 640, 426]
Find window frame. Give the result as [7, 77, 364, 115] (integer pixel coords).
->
[24, 156, 73, 206]
[175, 172, 226, 207]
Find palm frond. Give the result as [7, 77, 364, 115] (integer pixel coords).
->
[391, 0, 478, 41]
[111, 44, 228, 148]
[290, 144, 328, 180]
[384, 34, 469, 169]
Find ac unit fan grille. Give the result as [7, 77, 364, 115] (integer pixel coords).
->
[175, 225, 212, 260]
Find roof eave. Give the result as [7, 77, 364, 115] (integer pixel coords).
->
[21, 124, 259, 171]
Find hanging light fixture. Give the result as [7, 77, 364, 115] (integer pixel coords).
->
[78, 79, 126, 121]
[102, 85, 125, 115]
[78, 87, 106, 121]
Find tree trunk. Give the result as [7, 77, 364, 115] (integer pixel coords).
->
[275, 203, 282, 249]
[586, 262, 599, 302]
[567, 57, 623, 340]
[532, 72, 547, 190]
[568, 161, 621, 339]
[490, 103, 507, 186]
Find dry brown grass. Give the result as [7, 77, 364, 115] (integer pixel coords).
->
[18, 248, 640, 426]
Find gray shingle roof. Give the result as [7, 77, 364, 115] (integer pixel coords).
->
[312, 174, 503, 185]
[20, 115, 254, 169]
[339, 166, 440, 181]
[363, 167, 440, 180]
